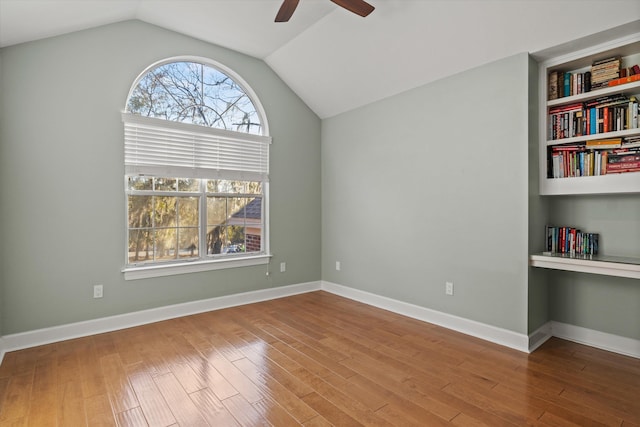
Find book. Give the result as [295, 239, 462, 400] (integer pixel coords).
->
[607, 73, 640, 87]
[584, 71, 591, 92]
[585, 138, 622, 149]
[590, 107, 597, 134]
[548, 71, 558, 100]
[592, 56, 620, 66]
[606, 165, 640, 174]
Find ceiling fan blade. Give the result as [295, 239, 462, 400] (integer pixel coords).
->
[330, 0, 375, 17]
[275, 0, 300, 22]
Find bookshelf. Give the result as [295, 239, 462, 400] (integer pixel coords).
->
[538, 34, 640, 196]
[533, 33, 640, 279]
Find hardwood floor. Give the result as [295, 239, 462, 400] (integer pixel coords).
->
[0, 291, 638, 426]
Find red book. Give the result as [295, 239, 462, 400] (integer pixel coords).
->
[606, 167, 640, 174]
[548, 103, 584, 114]
[607, 161, 640, 171]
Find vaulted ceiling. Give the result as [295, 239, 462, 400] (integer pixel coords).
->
[1, 1, 638, 118]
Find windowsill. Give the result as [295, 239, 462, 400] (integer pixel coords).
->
[122, 254, 271, 280]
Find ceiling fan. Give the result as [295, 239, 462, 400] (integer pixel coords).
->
[275, 0, 375, 22]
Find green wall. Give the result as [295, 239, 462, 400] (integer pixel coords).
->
[322, 53, 532, 335]
[0, 20, 321, 335]
[547, 195, 640, 340]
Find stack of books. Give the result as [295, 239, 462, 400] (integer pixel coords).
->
[590, 56, 621, 90]
[607, 139, 640, 174]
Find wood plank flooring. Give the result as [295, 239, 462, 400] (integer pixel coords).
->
[0, 291, 638, 426]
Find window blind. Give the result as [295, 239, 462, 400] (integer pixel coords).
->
[123, 113, 270, 181]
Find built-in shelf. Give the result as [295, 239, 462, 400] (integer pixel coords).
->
[530, 253, 640, 279]
[538, 34, 640, 196]
[546, 80, 640, 108]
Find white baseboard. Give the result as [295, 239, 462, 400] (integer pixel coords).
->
[550, 321, 640, 359]
[528, 322, 553, 352]
[321, 281, 531, 353]
[1, 281, 321, 356]
[1, 280, 637, 363]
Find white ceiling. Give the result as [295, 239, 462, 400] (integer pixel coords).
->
[1, 0, 639, 118]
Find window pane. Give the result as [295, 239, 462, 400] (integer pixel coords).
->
[225, 225, 246, 254]
[155, 228, 177, 260]
[207, 197, 227, 225]
[128, 176, 152, 191]
[178, 178, 198, 192]
[128, 196, 152, 228]
[154, 177, 176, 191]
[177, 197, 199, 227]
[246, 231, 261, 253]
[247, 181, 262, 194]
[178, 228, 199, 258]
[207, 180, 243, 193]
[228, 197, 247, 220]
[128, 229, 153, 263]
[207, 226, 226, 254]
[154, 196, 177, 227]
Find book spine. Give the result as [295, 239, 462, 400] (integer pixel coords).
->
[584, 71, 591, 92]
[548, 72, 558, 100]
[564, 73, 571, 97]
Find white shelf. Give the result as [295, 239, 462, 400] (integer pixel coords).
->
[547, 80, 640, 108]
[530, 253, 640, 279]
[546, 128, 640, 147]
[540, 170, 640, 196]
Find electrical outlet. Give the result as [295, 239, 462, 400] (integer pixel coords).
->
[280, 262, 286, 273]
[445, 281, 454, 296]
[336, 261, 341, 271]
[93, 284, 103, 299]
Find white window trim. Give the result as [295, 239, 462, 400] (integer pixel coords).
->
[122, 254, 272, 280]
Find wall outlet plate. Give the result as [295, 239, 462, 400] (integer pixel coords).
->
[93, 284, 103, 298]
[445, 281, 454, 296]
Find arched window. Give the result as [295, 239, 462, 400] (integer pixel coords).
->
[127, 61, 263, 134]
[122, 58, 271, 279]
